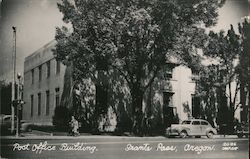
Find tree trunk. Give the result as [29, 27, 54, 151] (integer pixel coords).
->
[240, 80, 247, 123]
[131, 85, 144, 136]
[228, 105, 235, 134]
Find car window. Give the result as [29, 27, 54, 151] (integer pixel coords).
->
[201, 121, 209, 125]
[4, 117, 11, 121]
[182, 120, 191, 124]
[192, 121, 200, 125]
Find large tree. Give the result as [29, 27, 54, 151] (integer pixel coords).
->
[238, 19, 250, 123]
[203, 24, 244, 132]
[54, 0, 225, 135]
[195, 65, 219, 126]
[196, 20, 250, 133]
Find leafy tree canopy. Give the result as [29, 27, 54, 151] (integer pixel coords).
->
[238, 19, 250, 91]
[54, 0, 225, 85]
[54, 0, 225, 135]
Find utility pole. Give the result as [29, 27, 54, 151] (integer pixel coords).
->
[11, 26, 16, 134]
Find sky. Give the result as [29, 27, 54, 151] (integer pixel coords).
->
[0, 0, 249, 82]
[0, 0, 64, 81]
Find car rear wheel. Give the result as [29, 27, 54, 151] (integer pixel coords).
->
[180, 131, 188, 138]
[207, 131, 214, 138]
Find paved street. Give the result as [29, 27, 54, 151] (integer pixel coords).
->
[0, 136, 248, 159]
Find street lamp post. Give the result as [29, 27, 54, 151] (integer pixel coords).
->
[11, 26, 16, 134]
[16, 73, 22, 137]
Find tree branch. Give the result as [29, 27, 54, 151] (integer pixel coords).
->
[143, 65, 161, 90]
[228, 82, 232, 106]
[110, 64, 131, 87]
[234, 103, 241, 112]
[232, 80, 240, 107]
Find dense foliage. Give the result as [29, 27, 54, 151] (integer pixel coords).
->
[197, 20, 250, 133]
[54, 0, 225, 135]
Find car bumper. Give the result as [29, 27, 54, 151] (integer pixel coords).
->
[166, 129, 180, 136]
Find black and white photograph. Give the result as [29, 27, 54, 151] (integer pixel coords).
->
[0, 0, 249, 158]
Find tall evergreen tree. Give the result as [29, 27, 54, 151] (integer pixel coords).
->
[238, 19, 250, 123]
[203, 24, 248, 132]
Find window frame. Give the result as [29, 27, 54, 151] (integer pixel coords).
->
[38, 65, 42, 82]
[192, 121, 201, 125]
[201, 121, 209, 125]
[46, 61, 50, 78]
[31, 69, 34, 84]
[37, 93, 41, 116]
[56, 60, 60, 74]
[55, 88, 60, 107]
[30, 94, 34, 117]
[45, 90, 50, 115]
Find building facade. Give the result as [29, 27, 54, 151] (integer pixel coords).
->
[155, 65, 196, 122]
[23, 41, 66, 125]
[22, 41, 199, 128]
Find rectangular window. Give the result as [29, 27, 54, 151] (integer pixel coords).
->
[38, 65, 42, 81]
[56, 60, 60, 74]
[165, 67, 173, 79]
[30, 95, 34, 117]
[191, 69, 199, 81]
[46, 90, 50, 115]
[31, 69, 34, 84]
[46, 61, 50, 78]
[55, 88, 60, 107]
[192, 121, 200, 125]
[163, 92, 174, 107]
[201, 121, 209, 125]
[38, 93, 41, 116]
[163, 92, 175, 127]
[192, 95, 200, 119]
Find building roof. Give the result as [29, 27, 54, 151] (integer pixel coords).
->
[25, 40, 56, 62]
[24, 40, 57, 73]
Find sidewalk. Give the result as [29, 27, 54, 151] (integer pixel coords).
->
[1, 131, 240, 140]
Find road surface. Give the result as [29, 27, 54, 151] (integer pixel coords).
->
[0, 136, 249, 159]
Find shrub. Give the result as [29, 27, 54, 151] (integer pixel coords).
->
[52, 106, 70, 131]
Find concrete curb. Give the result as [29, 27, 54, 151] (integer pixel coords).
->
[1, 135, 240, 140]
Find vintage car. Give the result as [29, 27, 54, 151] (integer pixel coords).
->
[0, 114, 16, 133]
[20, 120, 34, 132]
[166, 119, 217, 138]
[0, 114, 34, 134]
[234, 122, 249, 138]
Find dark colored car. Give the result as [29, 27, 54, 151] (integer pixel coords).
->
[234, 123, 249, 138]
[0, 114, 16, 133]
[0, 114, 34, 134]
[20, 120, 34, 132]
